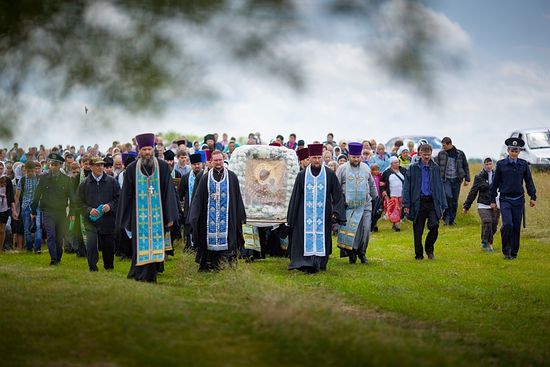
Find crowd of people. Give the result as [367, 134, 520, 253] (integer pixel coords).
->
[0, 131, 537, 281]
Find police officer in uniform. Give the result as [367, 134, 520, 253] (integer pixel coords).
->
[490, 137, 537, 260]
[31, 153, 74, 265]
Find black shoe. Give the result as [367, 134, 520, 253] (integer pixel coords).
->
[89, 267, 99, 272]
[34, 249, 42, 254]
[349, 252, 357, 264]
[372, 226, 378, 232]
[49, 260, 59, 266]
[415, 256, 424, 260]
[358, 253, 368, 264]
[427, 253, 435, 260]
[503, 255, 512, 260]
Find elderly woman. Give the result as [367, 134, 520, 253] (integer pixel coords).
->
[380, 156, 407, 231]
[369, 144, 391, 172]
[337, 154, 348, 166]
[338, 140, 349, 156]
[398, 146, 412, 169]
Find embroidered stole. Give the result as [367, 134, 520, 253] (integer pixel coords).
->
[337, 165, 367, 250]
[135, 158, 168, 265]
[207, 168, 230, 251]
[304, 165, 327, 256]
[243, 224, 261, 252]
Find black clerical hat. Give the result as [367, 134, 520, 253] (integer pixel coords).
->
[163, 150, 175, 161]
[189, 153, 202, 164]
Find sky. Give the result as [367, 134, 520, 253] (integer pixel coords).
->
[11, 0, 550, 158]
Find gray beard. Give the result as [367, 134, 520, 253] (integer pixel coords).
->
[142, 157, 154, 170]
[350, 161, 359, 167]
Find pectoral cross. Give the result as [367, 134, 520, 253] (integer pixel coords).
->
[148, 185, 154, 195]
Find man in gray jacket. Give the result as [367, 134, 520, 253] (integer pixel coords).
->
[437, 137, 470, 226]
[403, 144, 447, 260]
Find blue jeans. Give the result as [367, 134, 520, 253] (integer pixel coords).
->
[22, 206, 42, 251]
[443, 177, 461, 224]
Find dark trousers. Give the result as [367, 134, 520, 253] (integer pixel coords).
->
[478, 208, 500, 245]
[86, 229, 115, 270]
[413, 198, 439, 258]
[371, 197, 383, 231]
[500, 198, 523, 257]
[43, 211, 66, 262]
[443, 177, 461, 224]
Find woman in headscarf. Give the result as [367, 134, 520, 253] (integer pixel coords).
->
[0, 161, 16, 251]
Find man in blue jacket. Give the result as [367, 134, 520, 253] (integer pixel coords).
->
[403, 144, 447, 260]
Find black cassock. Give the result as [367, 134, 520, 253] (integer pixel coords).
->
[178, 170, 204, 251]
[116, 159, 180, 282]
[189, 169, 246, 271]
[287, 166, 346, 273]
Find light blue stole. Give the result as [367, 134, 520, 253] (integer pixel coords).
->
[304, 165, 326, 256]
[189, 171, 197, 205]
[135, 158, 168, 265]
[207, 168, 230, 251]
[337, 165, 367, 250]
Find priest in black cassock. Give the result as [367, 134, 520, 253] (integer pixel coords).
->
[116, 133, 180, 282]
[178, 152, 204, 252]
[189, 150, 246, 271]
[287, 143, 346, 273]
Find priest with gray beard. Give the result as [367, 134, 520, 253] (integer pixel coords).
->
[335, 142, 378, 264]
[116, 133, 179, 282]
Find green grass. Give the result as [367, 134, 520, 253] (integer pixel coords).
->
[0, 168, 548, 367]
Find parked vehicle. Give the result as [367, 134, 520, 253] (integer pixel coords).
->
[500, 128, 550, 171]
[385, 135, 442, 156]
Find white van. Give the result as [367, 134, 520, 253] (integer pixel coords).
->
[500, 128, 550, 170]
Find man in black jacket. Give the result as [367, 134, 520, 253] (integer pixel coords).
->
[437, 137, 470, 226]
[462, 158, 499, 253]
[76, 157, 120, 271]
[31, 153, 74, 265]
[178, 153, 204, 252]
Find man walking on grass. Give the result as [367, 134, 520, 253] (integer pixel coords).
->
[490, 137, 536, 260]
[437, 136, 470, 225]
[76, 156, 120, 272]
[403, 144, 447, 260]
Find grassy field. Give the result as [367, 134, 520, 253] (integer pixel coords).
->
[1, 167, 549, 367]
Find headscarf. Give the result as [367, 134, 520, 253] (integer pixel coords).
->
[13, 162, 24, 180]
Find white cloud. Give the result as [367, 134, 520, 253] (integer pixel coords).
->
[84, 1, 135, 37]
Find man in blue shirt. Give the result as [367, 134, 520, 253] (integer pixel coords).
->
[403, 144, 447, 260]
[490, 137, 537, 260]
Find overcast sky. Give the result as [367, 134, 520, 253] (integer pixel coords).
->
[12, 0, 550, 158]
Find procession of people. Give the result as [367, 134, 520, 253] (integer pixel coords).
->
[0, 131, 538, 281]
